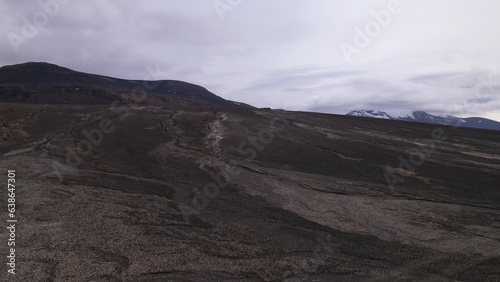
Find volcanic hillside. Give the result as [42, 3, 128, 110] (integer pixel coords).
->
[0, 62, 248, 107]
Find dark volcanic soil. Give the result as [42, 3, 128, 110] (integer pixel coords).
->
[0, 103, 499, 281]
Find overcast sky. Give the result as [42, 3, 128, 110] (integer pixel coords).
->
[1, 0, 500, 120]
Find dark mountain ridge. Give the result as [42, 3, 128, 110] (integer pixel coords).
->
[0, 62, 251, 107]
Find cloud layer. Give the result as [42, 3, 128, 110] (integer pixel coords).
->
[1, 0, 499, 120]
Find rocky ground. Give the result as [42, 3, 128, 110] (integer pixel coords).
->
[1, 103, 499, 281]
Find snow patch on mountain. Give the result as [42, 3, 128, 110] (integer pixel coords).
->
[346, 110, 394, 119]
[346, 110, 500, 131]
[347, 110, 466, 126]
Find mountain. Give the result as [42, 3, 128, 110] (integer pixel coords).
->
[345, 110, 394, 119]
[0, 62, 251, 107]
[462, 117, 500, 130]
[347, 110, 500, 131]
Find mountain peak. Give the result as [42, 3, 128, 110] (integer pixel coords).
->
[1, 62, 74, 73]
[346, 110, 393, 119]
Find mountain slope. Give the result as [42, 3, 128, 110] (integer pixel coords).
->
[1, 103, 499, 280]
[0, 62, 251, 107]
[462, 117, 500, 130]
[347, 110, 500, 131]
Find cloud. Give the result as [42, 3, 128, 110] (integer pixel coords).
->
[468, 98, 492, 104]
[408, 72, 461, 84]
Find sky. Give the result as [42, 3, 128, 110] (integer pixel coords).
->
[1, 0, 500, 121]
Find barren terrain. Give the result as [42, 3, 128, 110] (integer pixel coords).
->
[1, 102, 499, 281]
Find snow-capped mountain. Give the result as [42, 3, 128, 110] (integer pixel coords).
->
[345, 110, 393, 119]
[398, 111, 466, 126]
[346, 110, 500, 131]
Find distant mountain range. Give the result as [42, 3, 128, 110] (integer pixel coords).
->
[347, 110, 500, 131]
[0, 62, 252, 107]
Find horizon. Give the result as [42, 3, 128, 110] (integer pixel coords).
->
[1, 1, 499, 121]
[4, 60, 500, 122]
